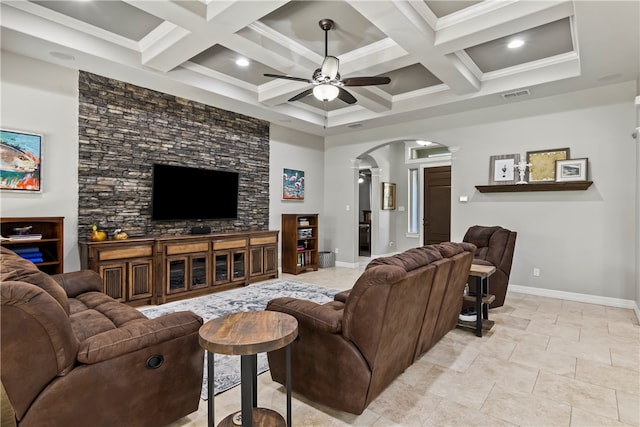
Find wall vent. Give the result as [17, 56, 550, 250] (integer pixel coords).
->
[501, 89, 530, 100]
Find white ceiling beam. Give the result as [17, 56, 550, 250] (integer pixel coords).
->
[434, 0, 575, 54]
[139, 0, 287, 72]
[348, 0, 480, 95]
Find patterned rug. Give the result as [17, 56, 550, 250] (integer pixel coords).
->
[139, 279, 339, 400]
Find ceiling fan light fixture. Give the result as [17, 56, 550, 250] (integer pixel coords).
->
[321, 56, 339, 79]
[313, 84, 339, 102]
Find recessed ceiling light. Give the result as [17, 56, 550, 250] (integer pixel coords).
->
[235, 58, 249, 67]
[507, 39, 524, 49]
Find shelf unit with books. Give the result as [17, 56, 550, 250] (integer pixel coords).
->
[281, 214, 318, 274]
[1, 217, 64, 274]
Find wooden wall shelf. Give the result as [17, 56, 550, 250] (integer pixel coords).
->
[475, 181, 593, 193]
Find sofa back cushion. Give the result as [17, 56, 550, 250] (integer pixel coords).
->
[343, 263, 436, 404]
[366, 246, 442, 272]
[0, 247, 70, 315]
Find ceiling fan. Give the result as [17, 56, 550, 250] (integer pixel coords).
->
[264, 19, 391, 104]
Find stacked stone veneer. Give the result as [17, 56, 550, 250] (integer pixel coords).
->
[78, 71, 270, 238]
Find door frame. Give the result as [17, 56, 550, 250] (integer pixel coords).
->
[418, 159, 452, 244]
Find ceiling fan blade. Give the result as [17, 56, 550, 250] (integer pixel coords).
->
[342, 76, 391, 86]
[321, 56, 339, 79]
[288, 88, 314, 102]
[337, 87, 357, 104]
[264, 73, 313, 83]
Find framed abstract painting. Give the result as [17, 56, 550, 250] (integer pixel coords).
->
[0, 129, 42, 192]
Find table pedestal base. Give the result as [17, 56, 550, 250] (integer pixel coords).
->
[218, 409, 285, 427]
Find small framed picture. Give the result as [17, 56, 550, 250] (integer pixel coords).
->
[381, 182, 396, 210]
[489, 154, 520, 185]
[556, 158, 588, 182]
[527, 148, 570, 182]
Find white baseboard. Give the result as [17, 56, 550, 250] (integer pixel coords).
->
[510, 284, 640, 323]
[335, 261, 358, 268]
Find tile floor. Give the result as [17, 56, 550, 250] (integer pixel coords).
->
[168, 263, 640, 427]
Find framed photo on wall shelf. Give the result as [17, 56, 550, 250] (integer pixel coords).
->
[489, 154, 520, 185]
[0, 129, 42, 192]
[382, 182, 396, 210]
[556, 158, 588, 182]
[282, 168, 305, 200]
[526, 148, 570, 182]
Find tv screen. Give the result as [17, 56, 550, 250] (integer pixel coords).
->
[152, 164, 239, 220]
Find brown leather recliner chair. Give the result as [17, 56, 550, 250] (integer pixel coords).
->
[463, 225, 517, 308]
[1, 247, 204, 427]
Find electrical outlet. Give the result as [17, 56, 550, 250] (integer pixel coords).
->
[533, 267, 540, 277]
[334, 247, 339, 254]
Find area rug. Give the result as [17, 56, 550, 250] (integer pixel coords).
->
[139, 279, 340, 400]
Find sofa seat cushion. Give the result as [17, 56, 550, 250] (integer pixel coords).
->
[68, 291, 147, 342]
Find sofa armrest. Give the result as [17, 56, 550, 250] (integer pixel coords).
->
[334, 289, 351, 303]
[266, 298, 343, 334]
[51, 270, 103, 298]
[77, 311, 203, 364]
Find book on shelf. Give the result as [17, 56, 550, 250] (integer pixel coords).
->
[8, 234, 43, 241]
[298, 219, 310, 226]
[13, 247, 42, 254]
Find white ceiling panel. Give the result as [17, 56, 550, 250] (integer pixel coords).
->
[0, 0, 636, 137]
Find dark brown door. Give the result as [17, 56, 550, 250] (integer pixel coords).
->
[423, 166, 451, 245]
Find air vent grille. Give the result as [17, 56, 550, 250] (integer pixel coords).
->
[501, 89, 530, 100]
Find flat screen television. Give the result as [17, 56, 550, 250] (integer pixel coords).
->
[152, 164, 239, 220]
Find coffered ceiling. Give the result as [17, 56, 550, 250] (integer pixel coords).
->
[1, 1, 638, 137]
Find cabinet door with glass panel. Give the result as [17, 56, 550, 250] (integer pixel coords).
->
[212, 238, 247, 286]
[164, 241, 210, 295]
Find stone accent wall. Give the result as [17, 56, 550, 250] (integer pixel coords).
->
[78, 71, 270, 238]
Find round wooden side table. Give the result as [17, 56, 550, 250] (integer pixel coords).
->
[199, 311, 298, 427]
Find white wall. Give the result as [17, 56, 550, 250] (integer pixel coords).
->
[1, 52, 80, 271]
[268, 124, 325, 252]
[325, 81, 638, 301]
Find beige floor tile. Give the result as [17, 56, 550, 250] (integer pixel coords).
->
[421, 365, 495, 410]
[617, 390, 640, 426]
[576, 358, 640, 395]
[562, 300, 607, 315]
[468, 354, 539, 394]
[608, 320, 640, 340]
[481, 386, 572, 426]
[606, 307, 640, 324]
[610, 346, 640, 372]
[533, 370, 619, 420]
[511, 307, 558, 324]
[548, 336, 612, 365]
[165, 267, 640, 427]
[366, 378, 441, 426]
[419, 336, 480, 372]
[491, 313, 532, 331]
[425, 399, 517, 427]
[489, 323, 551, 349]
[510, 343, 577, 376]
[527, 319, 581, 341]
[570, 407, 634, 427]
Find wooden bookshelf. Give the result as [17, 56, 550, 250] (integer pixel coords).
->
[1, 217, 64, 274]
[281, 214, 318, 274]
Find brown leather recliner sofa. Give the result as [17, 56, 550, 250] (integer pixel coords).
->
[463, 225, 517, 308]
[265, 242, 475, 415]
[0, 247, 204, 427]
